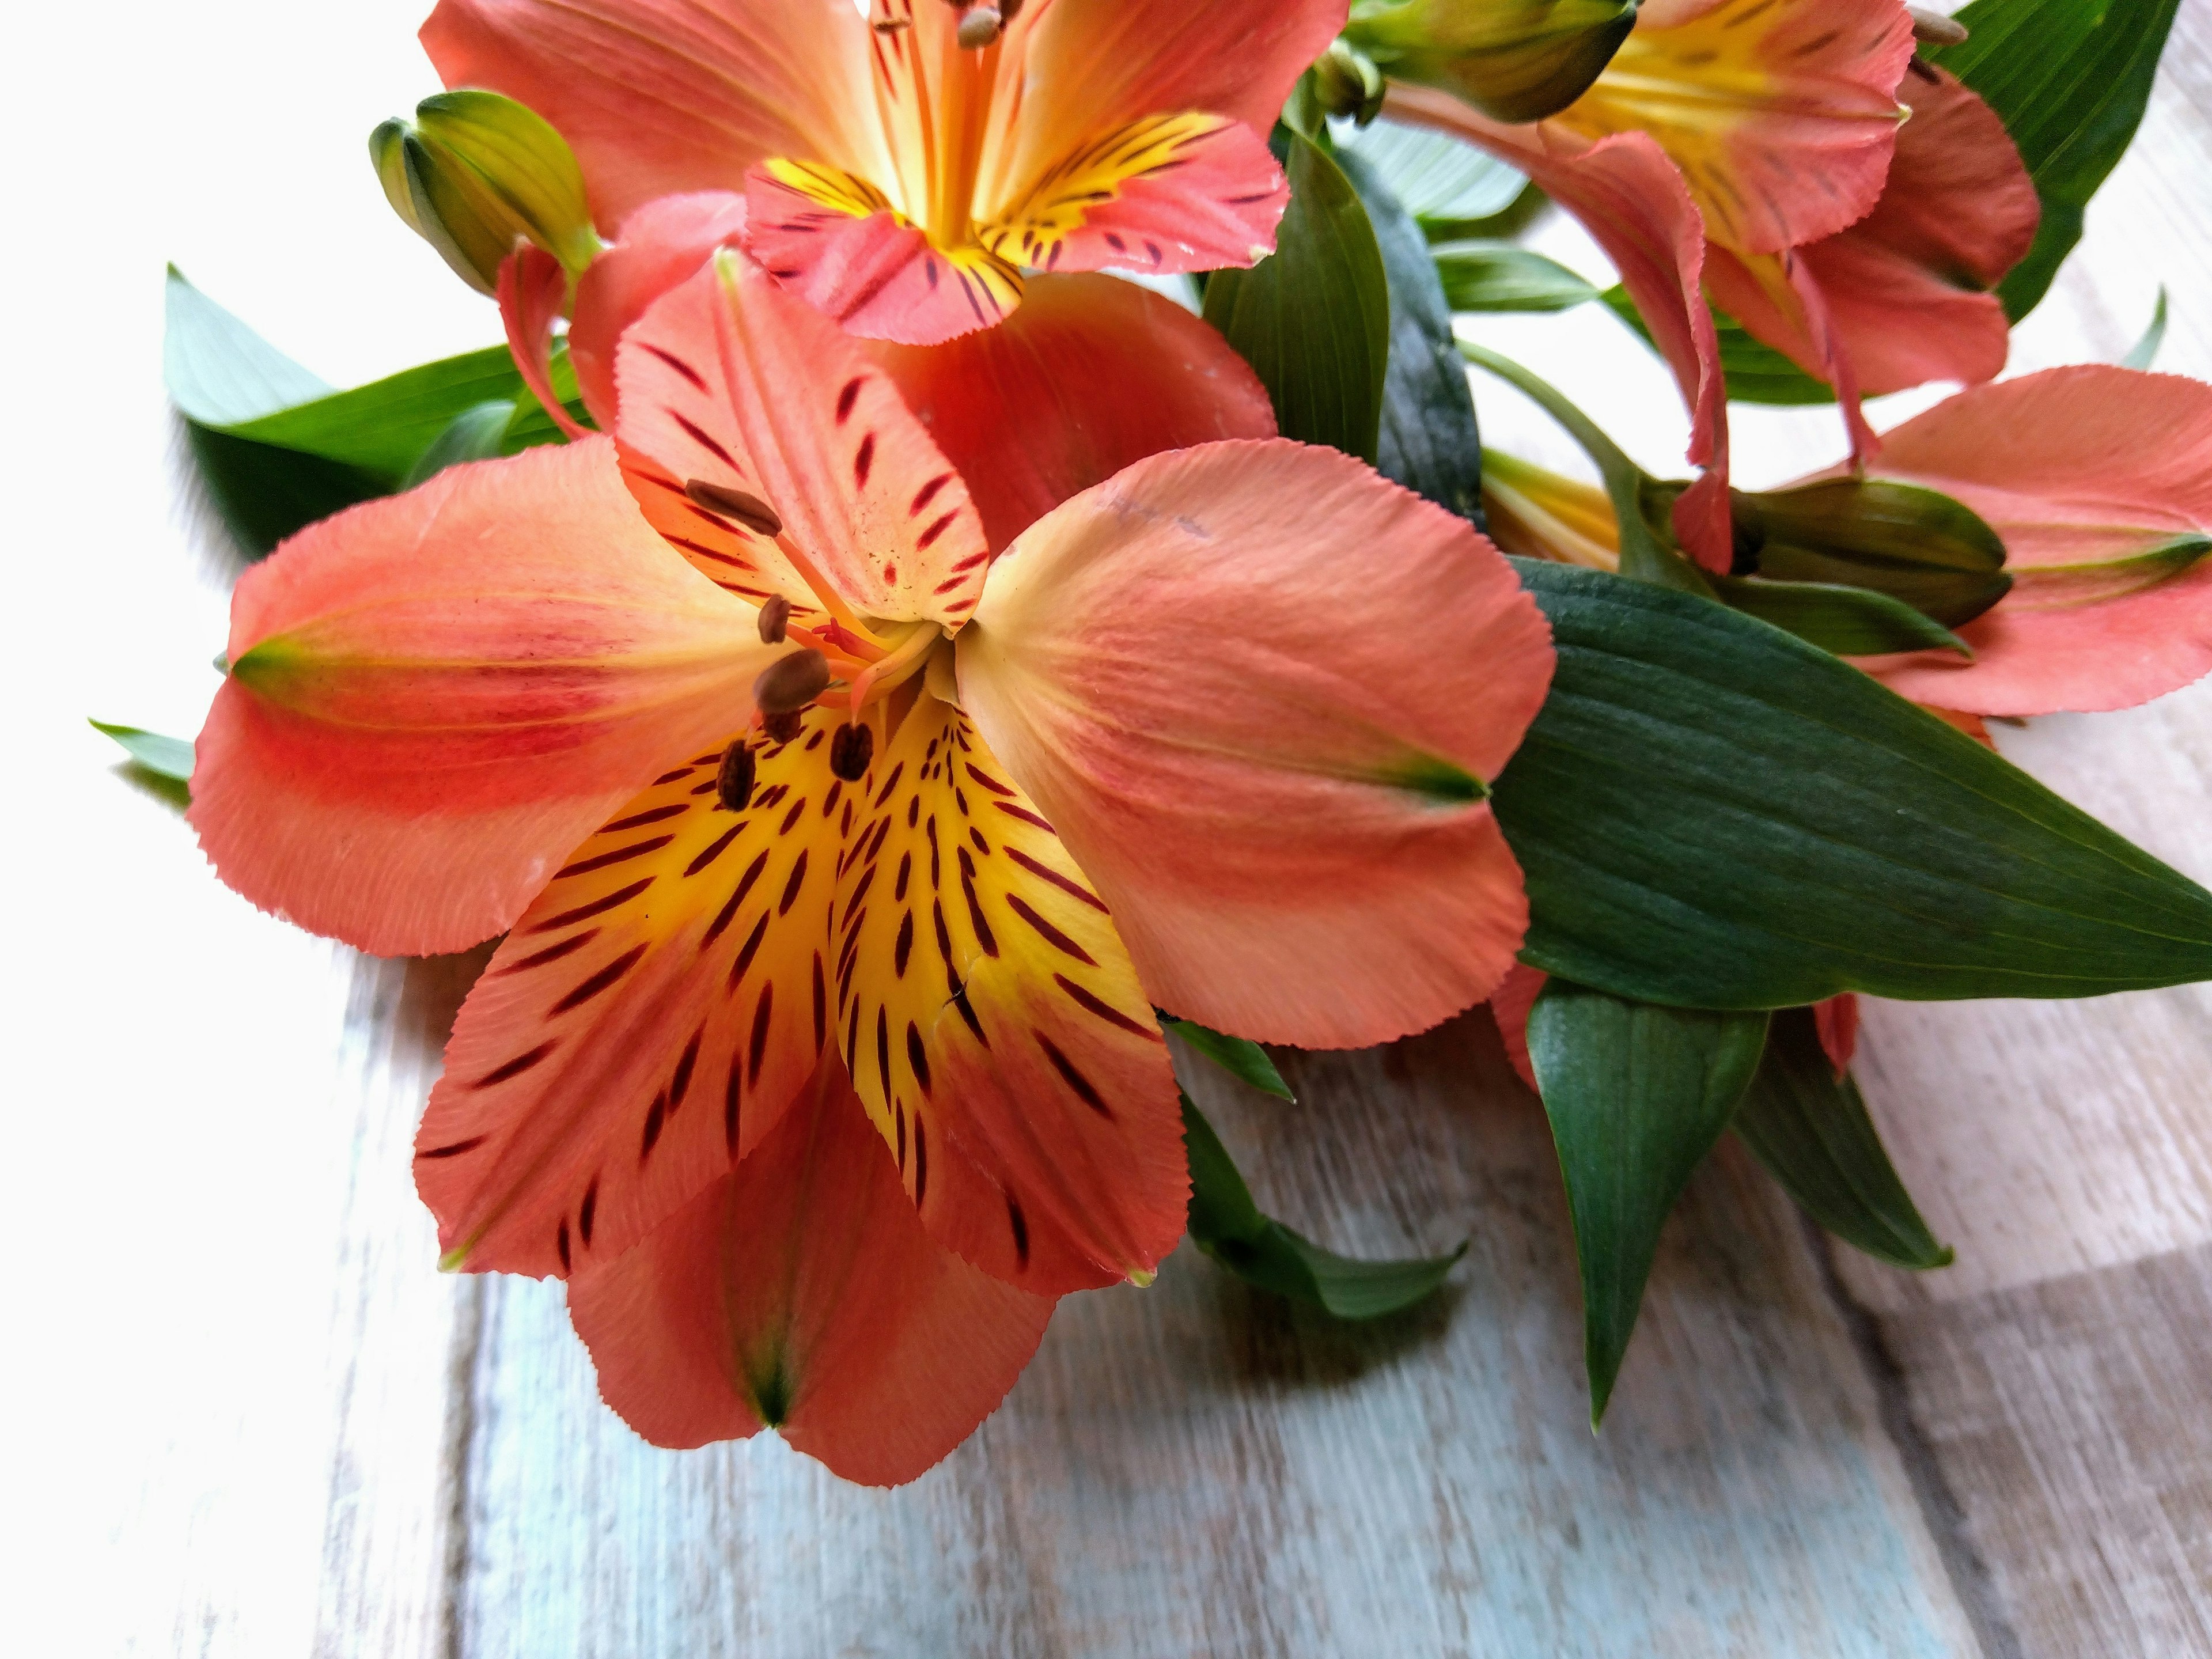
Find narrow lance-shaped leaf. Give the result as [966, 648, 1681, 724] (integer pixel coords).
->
[1600, 285, 1836, 407]
[2121, 286, 2168, 371]
[1435, 241, 1600, 313]
[402, 400, 517, 489]
[1708, 575, 1970, 657]
[1933, 0, 2186, 320]
[1203, 128, 1391, 463]
[1733, 1008, 1952, 1271]
[1181, 1095, 1463, 1319]
[1528, 980, 1770, 1423]
[1336, 144, 1484, 519]
[1164, 1018, 1294, 1101]
[1330, 116, 1528, 236]
[91, 721, 194, 809]
[1492, 560, 2212, 1007]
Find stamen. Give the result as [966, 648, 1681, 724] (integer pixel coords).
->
[830, 723, 876, 781]
[684, 478, 784, 537]
[716, 741, 756, 812]
[755, 648, 832, 713]
[999, 0, 1023, 18]
[956, 6, 1002, 49]
[1907, 7, 1969, 44]
[762, 709, 805, 744]
[757, 594, 792, 645]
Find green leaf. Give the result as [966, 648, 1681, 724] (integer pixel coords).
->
[1163, 1018, 1294, 1101]
[183, 424, 388, 560]
[1204, 128, 1391, 463]
[1182, 1094, 1463, 1319]
[2122, 285, 2168, 370]
[1528, 980, 1770, 1422]
[1491, 560, 2212, 1006]
[1732, 478, 2012, 628]
[1933, 0, 2186, 320]
[1600, 283, 1837, 406]
[92, 720, 194, 808]
[221, 346, 529, 480]
[1336, 146, 1486, 520]
[402, 399, 518, 489]
[1710, 574, 1971, 657]
[1434, 240, 1600, 312]
[1733, 1007, 1953, 1271]
[164, 265, 332, 426]
[1330, 115, 1529, 232]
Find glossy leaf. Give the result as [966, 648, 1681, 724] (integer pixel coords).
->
[1491, 560, 2212, 1007]
[1710, 575, 1969, 657]
[2122, 285, 2169, 370]
[1434, 241, 1599, 312]
[164, 266, 332, 425]
[1528, 980, 1769, 1423]
[1182, 1095, 1463, 1319]
[400, 399, 516, 488]
[1600, 284, 1835, 406]
[1164, 1018, 1295, 1101]
[1733, 1007, 1953, 1271]
[1204, 128, 1391, 463]
[92, 721, 193, 808]
[1732, 478, 2012, 627]
[1330, 115, 1529, 232]
[1337, 145, 1485, 520]
[1933, 0, 2185, 320]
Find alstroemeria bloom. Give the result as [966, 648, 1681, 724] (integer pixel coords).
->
[1851, 366, 2212, 716]
[189, 247, 1554, 1478]
[421, 0, 1347, 344]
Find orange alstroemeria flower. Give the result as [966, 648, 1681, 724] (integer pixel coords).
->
[421, 0, 1347, 344]
[1850, 366, 2212, 717]
[188, 245, 1554, 1481]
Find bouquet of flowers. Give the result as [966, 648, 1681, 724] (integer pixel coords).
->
[114, 0, 2209, 1484]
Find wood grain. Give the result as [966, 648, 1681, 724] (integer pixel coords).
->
[14, 0, 2212, 1654]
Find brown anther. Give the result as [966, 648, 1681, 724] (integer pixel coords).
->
[763, 709, 805, 744]
[872, 16, 910, 30]
[754, 647, 832, 713]
[1907, 6, 1968, 46]
[715, 740, 757, 812]
[828, 723, 876, 781]
[999, 0, 1024, 19]
[684, 478, 784, 537]
[757, 594, 792, 645]
[956, 6, 1002, 48]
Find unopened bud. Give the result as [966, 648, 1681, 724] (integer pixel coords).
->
[370, 90, 600, 296]
[754, 648, 832, 714]
[1313, 40, 1388, 127]
[1343, 0, 1638, 124]
[957, 6, 1003, 48]
[1732, 479, 2009, 626]
[685, 478, 785, 537]
[829, 724, 876, 781]
[1908, 6, 1969, 46]
[762, 709, 805, 744]
[716, 740, 757, 812]
[756, 594, 793, 645]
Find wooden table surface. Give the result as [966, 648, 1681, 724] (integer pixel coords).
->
[12, 3, 2211, 1654]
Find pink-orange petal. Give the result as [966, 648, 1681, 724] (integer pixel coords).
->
[567, 1058, 1054, 1484]
[1814, 993, 1860, 1076]
[569, 190, 751, 426]
[958, 439, 1555, 1050]
[867, 272, 1277, 553]
[188, 440, 771, 957]
[414, 711, 847, 1280]
[1489, 963, 1548, 1093]
[1851, 367, 2212, 715]
[615, 250, 991, 623]
[420, 0, 888, 230]
[498, 244, 589, 441]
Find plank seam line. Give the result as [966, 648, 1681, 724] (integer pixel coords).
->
[1801, 1211, 2027, 1659]
[437, 1277, 486, 1659]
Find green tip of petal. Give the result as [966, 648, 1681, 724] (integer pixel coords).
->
[1384, 752, 1488, 804]
[437, 1244, 472, 1273]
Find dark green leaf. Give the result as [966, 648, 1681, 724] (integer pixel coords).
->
[1204, 128, 1391, 462]
[1164, 1018, 1295, 1100]
[403, 399, 519, 489]
[223, 346, 528, 480]
[1528, 980, 1769, 1422]
[183, 424, 388, 559]
[1330, 115, 1528, 230]
[1733, 478, 2012, 627]
[1733, 1007, 1953, 1271]
[1182, 1094, 1462, 1319]
[1492, 560, 2212, 1006]
[2122, 285, 2168, 370]
[1933, 0, 2185, 320]
[1600, 283, 1837, 406]
[1710, 575, 1970, 657]
[1336, 146, 1484, 520]
[1434, 240, 1600, 312]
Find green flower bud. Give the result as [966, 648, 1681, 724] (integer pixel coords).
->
[370, 90, 601, 296]
[1343, 0, 1639, 124]
[1312, 40, 1388, 127]
[1730, 479, 2011, 628]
